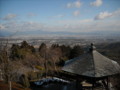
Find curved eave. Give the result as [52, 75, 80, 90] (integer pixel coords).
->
[62, 49, 120, 78]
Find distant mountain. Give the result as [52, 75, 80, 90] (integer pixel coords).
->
[15, 30, 120, 36]
[0, 30, 120, 38]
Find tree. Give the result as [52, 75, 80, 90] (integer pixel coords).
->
[49, 45, 62, 74]
[11, 41, 36, 59]
[30, 45, 36, 53]
[0, 39, 15, 90]
[20, 41, 29, 48]
[70, 45, 83, 59]
[39, 43, 47, 57]
[60, 45, 71, 59]
[51, 44, 59, 48]
[10, 44, 20, 59]
[38, 43, 48, 77]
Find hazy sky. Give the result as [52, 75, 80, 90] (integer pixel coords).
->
[0, 0, 120, 34]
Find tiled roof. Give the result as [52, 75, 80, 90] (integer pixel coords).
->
[62, 44, 120, 77]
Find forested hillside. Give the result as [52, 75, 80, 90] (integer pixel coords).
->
[0, 41, 120, 89]
[0, 40, 83, 88]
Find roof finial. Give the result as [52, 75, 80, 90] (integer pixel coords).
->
[91, 43, 93, 47]
[89, 43, 96, 52]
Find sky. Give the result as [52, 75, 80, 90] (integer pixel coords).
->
[0, 0, 120, 36]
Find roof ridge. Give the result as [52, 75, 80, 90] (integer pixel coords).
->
[62, 44, 120, 78]
[91, 49, 96, 77]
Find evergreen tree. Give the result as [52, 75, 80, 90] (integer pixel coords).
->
[70, 45, 83, 59]
[11, 44, 21, 59]
[30, 45, 36, 53]
[51, 44, 59, 49]
[39, 43, 47, 57]
[60, 45, 71, 58]
[21, 41, 29, 48]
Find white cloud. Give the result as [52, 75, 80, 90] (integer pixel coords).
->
[67, 3, 72, 8]
[0, 24, 6, 30]
[15, 21, 44, 31]
[53, 16, 120, 32]
[113, 9, 120, 16]
[1, 9, 120, 34]
[67, 0, 82, 8]
[57, 19, 93, 25]
[95, 12, 112, 20]
[1, 19, 120, 34]
[74, 1, 82, 8]
[66, 20, 120, 32]
[73, 10, 80, 16]
[1, 21, 44, 33]
[90, 0, 102, 7]
[64, 24, 70, 29]
[90, 20, 120, 31]
[3, 14, 17, 20]
[95, 9, 120, 20]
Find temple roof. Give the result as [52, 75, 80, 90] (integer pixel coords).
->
[62, 44, 120, 78]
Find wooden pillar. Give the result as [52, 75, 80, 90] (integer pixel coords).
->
[92, 78, 95, 90]
[76, 78, 83, 90]
[107, 77, 110, 90]
[76, 79, 78, 90]
[107, 77, 109, 89]
[106, 77, 110, 90]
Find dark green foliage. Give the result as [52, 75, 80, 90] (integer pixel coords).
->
[39, 43, 47, 57]
[21, 41, 36, 52]
[30, 45, 36, 53]
[11, 44, 26, 59]
[70, 45, 83, 59]
[60, 45, 71, 58]
[20, 41, 29, 48]
[51, 44, 59, 48]
[39, 43, 46, 51]
[10, 41, 36, 59]
[10, 44, 22, 59]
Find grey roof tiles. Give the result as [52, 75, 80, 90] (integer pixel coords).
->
[62, 44, 120, 78]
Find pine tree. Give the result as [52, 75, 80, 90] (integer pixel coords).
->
[70, 45, 83, 59]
